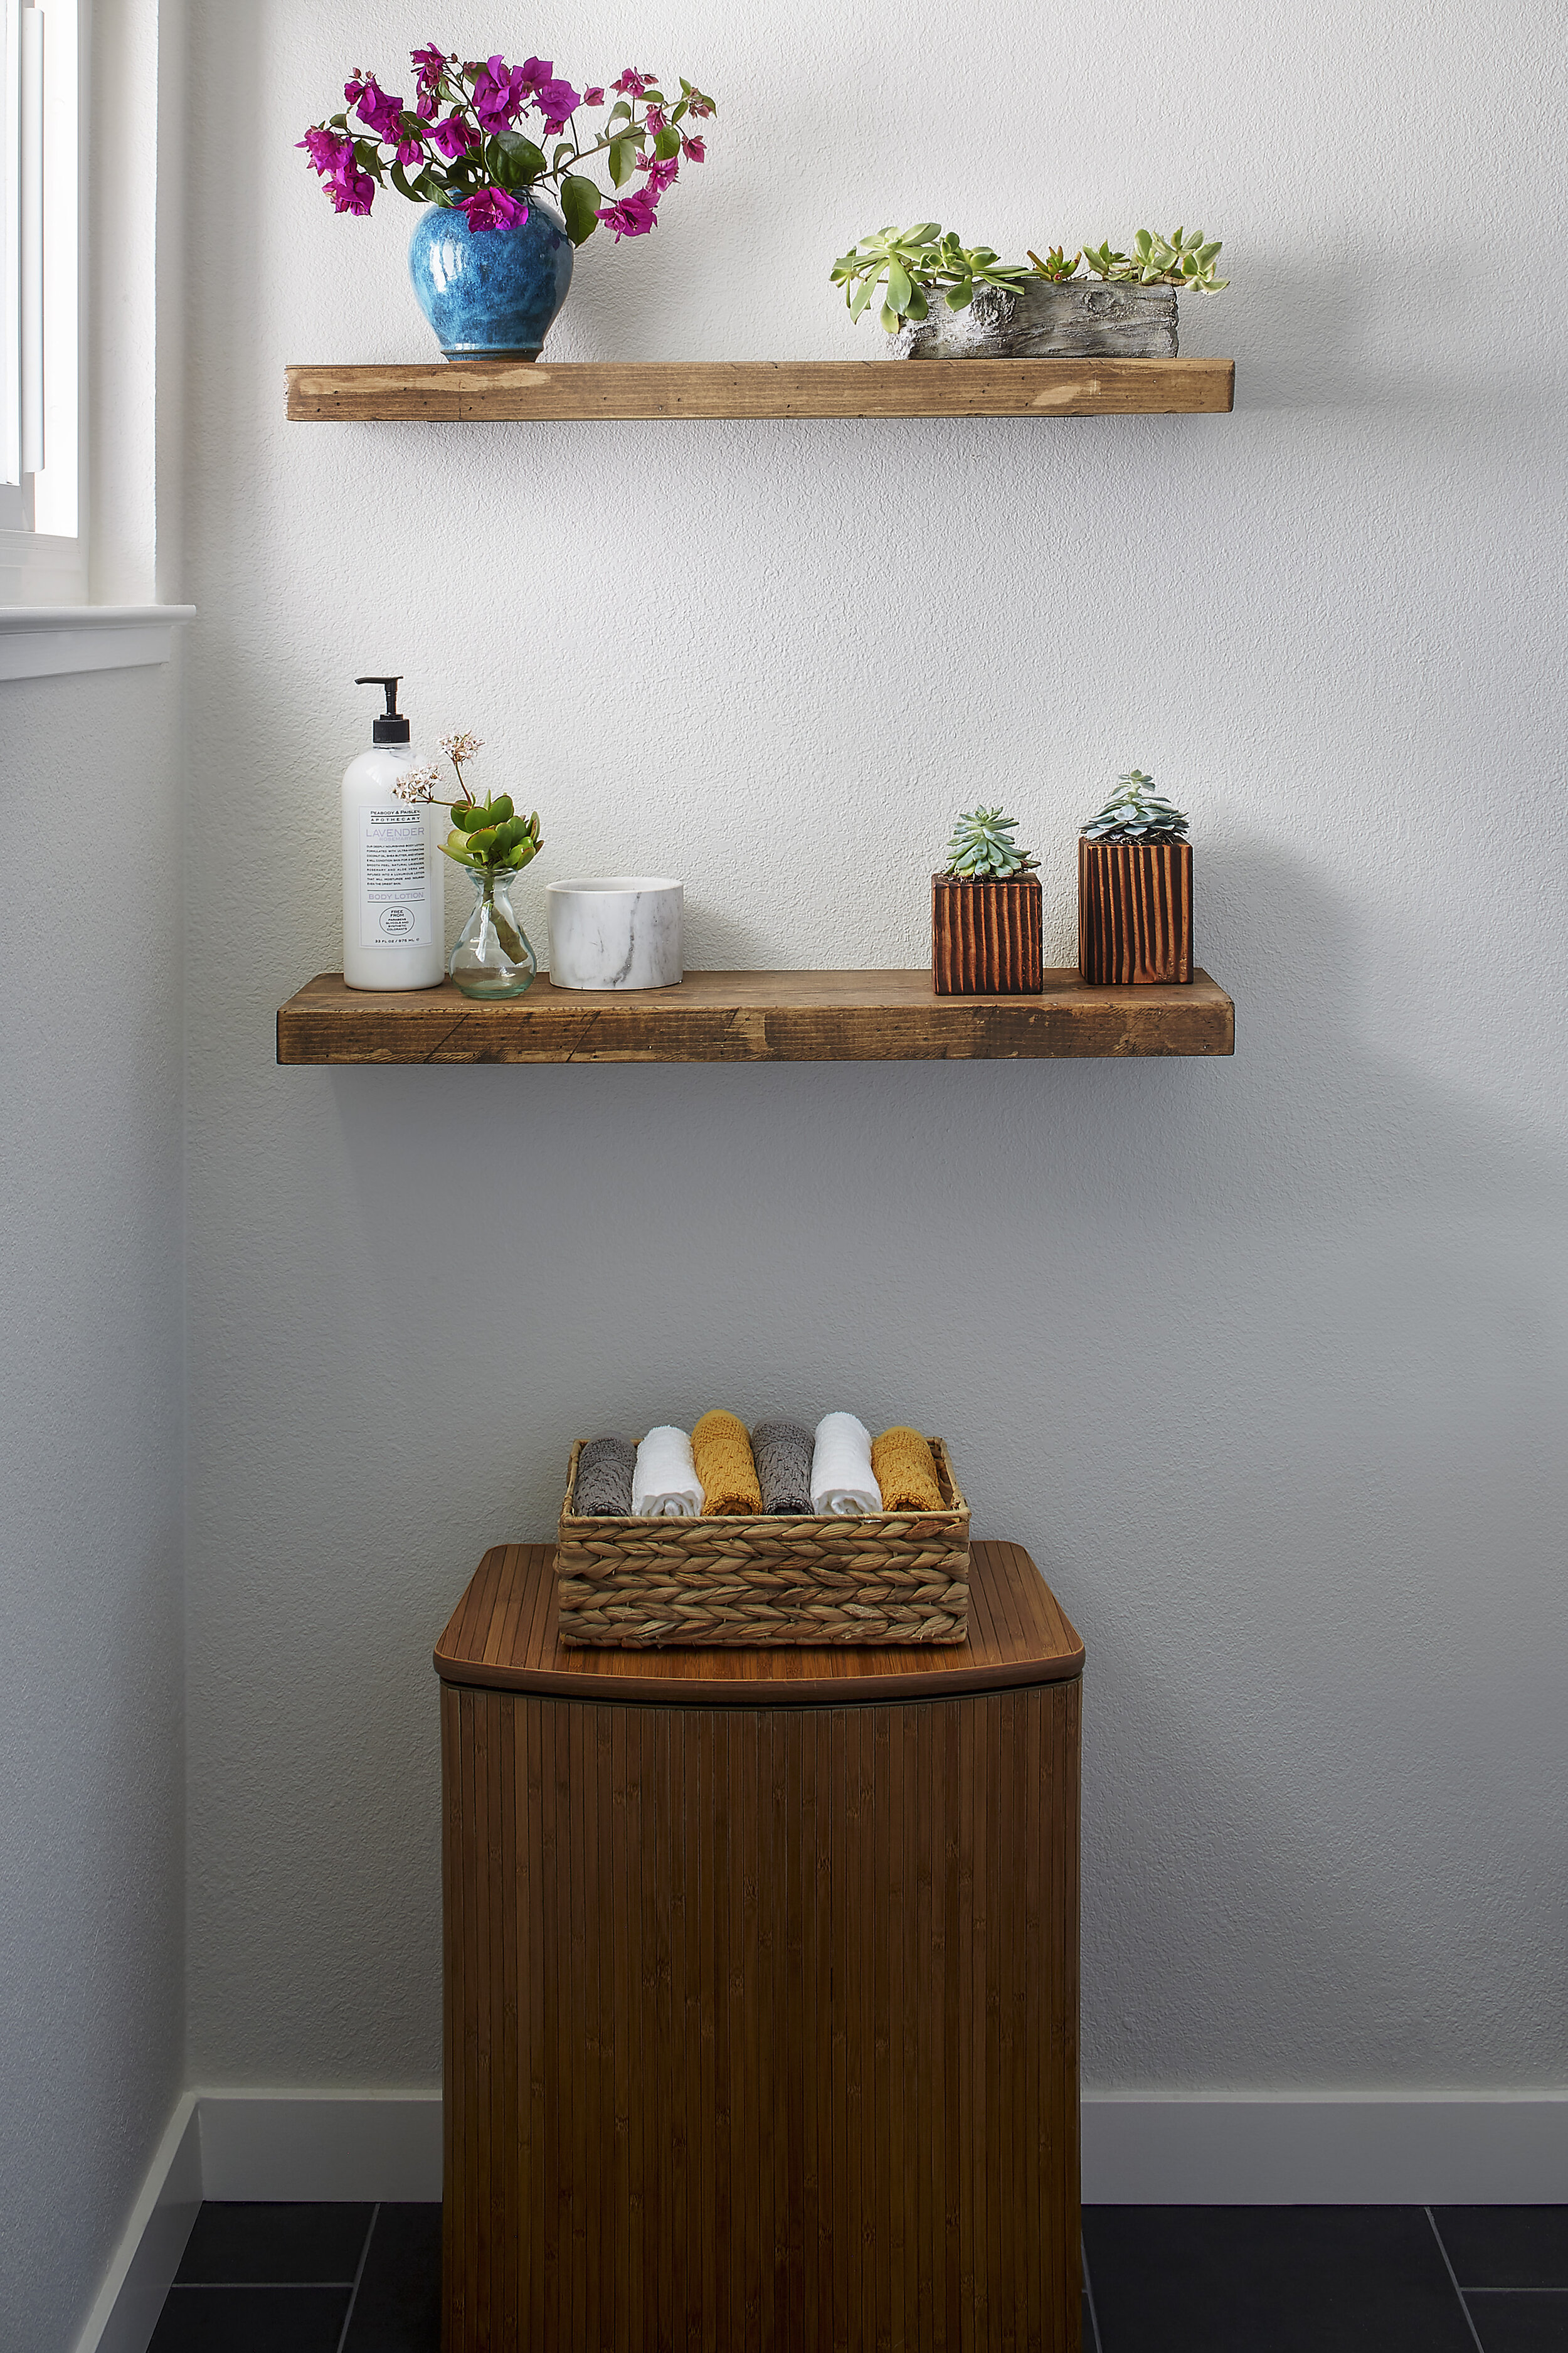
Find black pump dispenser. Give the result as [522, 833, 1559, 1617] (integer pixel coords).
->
[355, 674, 410, 745]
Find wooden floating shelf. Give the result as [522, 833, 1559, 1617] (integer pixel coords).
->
[285, 356, 1235, 423]
[277, 967, 1234, 1065]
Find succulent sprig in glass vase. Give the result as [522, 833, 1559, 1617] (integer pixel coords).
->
[395, 733, 543, 997]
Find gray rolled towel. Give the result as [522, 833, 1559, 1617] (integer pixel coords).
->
[751, 1419, 815, 1516]
[574, 1435, 636, 1517]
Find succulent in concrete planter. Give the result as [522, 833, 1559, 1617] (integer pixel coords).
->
[1078, 772, 1193, 985]
[933, 807, 1042, 996]
[834, 221, 1225, 359]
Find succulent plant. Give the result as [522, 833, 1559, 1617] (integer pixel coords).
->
[1026, 245, 1083, 282]
[395, 732, 545, 876]
[835, 223, 1225, 327]
[945, 807, 1039, 879]
[442, 794, 543, 876]
[1081, 229, 1226, 291]
[1081, 772, 1190, 843]
[830, 223, 1033, 331]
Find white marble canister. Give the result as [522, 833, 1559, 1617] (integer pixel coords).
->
[546, 878, 684, 991]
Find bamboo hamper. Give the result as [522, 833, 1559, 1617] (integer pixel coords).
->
[554, 1435, 970, 1646]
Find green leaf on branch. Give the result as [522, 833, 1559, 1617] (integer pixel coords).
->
[561, 174, 601, 244]
[492, 129, 546, 186]
[653, 125, 682, 159]
[609, 137, 638, 188]
[885, 260, 913, 313]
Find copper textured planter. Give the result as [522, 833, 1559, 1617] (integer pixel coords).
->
[931, 872, 1043, 995]
[1078, 836, 1192, 984]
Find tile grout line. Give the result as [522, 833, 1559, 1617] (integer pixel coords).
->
[1426, 2206, 1486, 2353]
[335, 2201, 380, 2353]
[1081, 2231, 1106, 2353]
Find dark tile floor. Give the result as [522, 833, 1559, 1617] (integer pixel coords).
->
[149, 2202, 440, 2352]
[150, 2199, 1568, 2349]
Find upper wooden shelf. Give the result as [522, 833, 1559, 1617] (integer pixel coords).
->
[285, 356, 1235, 423]
[277, 967, 1234, 1065]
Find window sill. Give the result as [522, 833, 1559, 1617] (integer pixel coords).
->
[0, 603, 196, 681]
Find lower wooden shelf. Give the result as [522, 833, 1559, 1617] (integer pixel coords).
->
[285, 355, 1234, 423]
[277, 967, 1234, 1065]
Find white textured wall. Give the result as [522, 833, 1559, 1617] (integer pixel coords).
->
[184, 0, 1567, 2097]
[0, 667, 186, 2345]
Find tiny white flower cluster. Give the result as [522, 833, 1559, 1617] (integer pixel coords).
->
[391, 763, 442, 802]
[440, 731, 485, 766]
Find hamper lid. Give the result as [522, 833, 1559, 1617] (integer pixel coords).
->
[433, 1539, 1083, 1706]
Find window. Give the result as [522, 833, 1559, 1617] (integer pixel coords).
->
[1, 0, 78, 599]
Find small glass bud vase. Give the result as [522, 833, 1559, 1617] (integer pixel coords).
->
[450, 866, 536, 999]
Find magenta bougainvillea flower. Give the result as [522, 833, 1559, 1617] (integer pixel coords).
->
[458, 184, 529, 232]
[534, 78, 583, 135]
[428, 112, 477, 161]
[347, 75, 406, 143]
[298, 124, 347, 174]
[596, 187, 660, 239]
[300, 46, 716, 241]
[472, 56, 529, 132]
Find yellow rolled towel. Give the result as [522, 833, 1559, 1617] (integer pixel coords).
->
[871, 1427, 945, 1512]
[692, 1409, 762, 1516]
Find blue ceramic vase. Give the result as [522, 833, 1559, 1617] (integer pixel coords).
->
[408, 196, 573, 361]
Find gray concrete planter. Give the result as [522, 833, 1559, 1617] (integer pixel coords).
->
[884, 277, 1178, 360]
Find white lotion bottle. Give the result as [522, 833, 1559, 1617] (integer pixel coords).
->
[341, 675, 444, 991]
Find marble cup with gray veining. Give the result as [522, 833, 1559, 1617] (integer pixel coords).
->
[546, 878, 684, 991]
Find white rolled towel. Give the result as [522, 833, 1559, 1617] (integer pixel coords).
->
[632, 1425, 702, 1519]
[810, 1411, 883, 1517]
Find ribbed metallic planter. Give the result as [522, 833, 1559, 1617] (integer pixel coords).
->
[1078, 836, 1193, 984]
[931, 872, 1044, 995]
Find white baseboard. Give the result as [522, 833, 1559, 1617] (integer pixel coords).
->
[74, 2084, 1568, 2350]
[71, 2094, 201, 2353]
[1083, 2092, 1568, 2204]
[194, 2088, 443, 2202]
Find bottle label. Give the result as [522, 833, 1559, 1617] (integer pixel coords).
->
[361, 805, 433, 948]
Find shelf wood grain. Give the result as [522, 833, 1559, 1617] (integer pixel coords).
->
[285, 355, 1234, 422]
[277, 967, 1235, 1065]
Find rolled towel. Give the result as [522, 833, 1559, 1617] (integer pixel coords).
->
[573, 1435, 636, 1517]
[810, 1411, 883, 1517]
[751, 1419, 815, 1515]
[632, 1425, 702, 1519]
[692, 1408, 762, 1516]
[871, 1426, 945, 1513]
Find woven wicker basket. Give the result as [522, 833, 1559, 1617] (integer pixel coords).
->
[555, 1437, 970, 1647]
